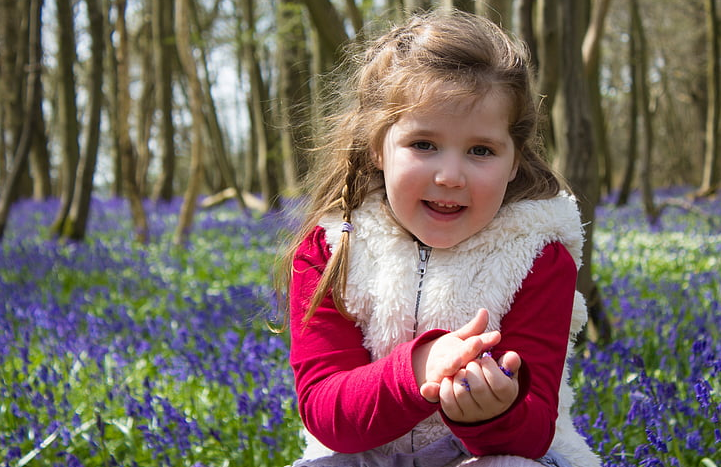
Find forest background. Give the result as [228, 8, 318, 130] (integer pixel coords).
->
[3, 0, 720, 338]
[1, 0, 720, 465]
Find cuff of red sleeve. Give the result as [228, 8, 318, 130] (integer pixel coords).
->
[406, 328, 450, 407]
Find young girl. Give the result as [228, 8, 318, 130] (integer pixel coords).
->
[284, 10, 601, 467]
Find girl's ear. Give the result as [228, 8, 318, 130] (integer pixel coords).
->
[508, 152, 520, 182]
[509, 158, 519, 181]
[371, 149, 384, 170]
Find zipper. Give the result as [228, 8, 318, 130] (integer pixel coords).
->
[413, 244, 432, 338]
[412, 243, 431, 458]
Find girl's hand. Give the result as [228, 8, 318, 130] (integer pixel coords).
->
[413, 309, 501, 403]
[439, 351, 522, 423]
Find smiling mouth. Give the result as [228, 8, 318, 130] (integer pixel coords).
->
[425, 200, 465, 214]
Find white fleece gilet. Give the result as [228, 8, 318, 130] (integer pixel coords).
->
[306, 192, 600, 467]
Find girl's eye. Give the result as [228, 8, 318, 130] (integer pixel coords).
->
[411, 141, 435, 151]
[470, 146, 493, 157]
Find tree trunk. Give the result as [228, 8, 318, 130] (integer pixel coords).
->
[152, 0, 177, 202]
[555, 0, 610, 343]
[240, 0, 275, 210]
[630, 0, 657, 221]
[51, 0, 81, 237]
[0, 0, 43, 241]
[63, 0, 104, 241]
[190, 2, 246, 209]
[25, 0, 51, 201]
[516, 0, 538, 69]
[478, 0, 512, 29]
[440, 0, 475, 14]
[583, 0, 612, 197]
[536, 0, 560, 157]
[301, 0, 349, 65]
[104, 0, 123, 198]
[617, 10, 639, 207]
[117, 0, 149, 243]
[174, 0, 205, 244]
[29, 99, 51, 200]
[277, 0, 312, 194]
[700, 0, 720, 195]
[136, 8, 155, 198]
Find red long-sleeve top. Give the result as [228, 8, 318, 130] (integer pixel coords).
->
[290, 226, 575, 458]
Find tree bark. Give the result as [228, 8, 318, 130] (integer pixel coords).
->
[617, 10, 639, 207]
[630, 0, 657, 221]
[136, 9, 155, 198]
[240, 0, 276, 210]
[700, 0, 720, 195]
[477, 0, 512, 29]
[301, 0, 349, 65]
[190, 1, 246, 209]
[277, 0, 312, 194]
[582, 0, 612, 196]
[117, 0, 149, 243]
[51, 0, 81, 237]
[516, 0, 538, 69]
[152, 0, 177, 202]
[103, 0, 123, 198]
[174, 0, 205, 244]
[555, 0, 610, 343]
[0, 0, 43, 241]
[64, 0, 105, 241]
[536, 0, 560, 156]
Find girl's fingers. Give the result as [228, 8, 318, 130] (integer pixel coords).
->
[452, 309, 489, 340]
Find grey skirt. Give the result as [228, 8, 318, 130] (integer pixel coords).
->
[291, 434, 573, 467]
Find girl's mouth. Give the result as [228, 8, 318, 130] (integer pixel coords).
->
[425, 200, 465, 214]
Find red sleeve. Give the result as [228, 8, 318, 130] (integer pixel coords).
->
[445, 242, 576, 458]
[289, 226, 440, 454]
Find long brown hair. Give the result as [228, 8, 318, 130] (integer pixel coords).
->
[280, 9, 564, 324]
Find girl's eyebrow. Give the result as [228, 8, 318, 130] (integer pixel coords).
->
[403, 126, 510, 150]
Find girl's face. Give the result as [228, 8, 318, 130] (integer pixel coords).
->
[376, 88, 518, 249]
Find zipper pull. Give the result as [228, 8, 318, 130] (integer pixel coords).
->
[417, 245, 431, 275]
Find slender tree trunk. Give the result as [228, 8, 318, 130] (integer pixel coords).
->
[516, 0, 538, 69]
[277, 0, 311, 194]
[190, 1, 245, 209]
[617, 12, 638, 207]
[440, 0, 475, 14]
[174, 0, 205, 244]
[583, 0, 612, 196]
[51, 0, 81, 237]
[240, 0, 275, 210]
[117, 0, 149, 243]
[0, 0, 43, 241]
[104, 0, 122, 198]
[555, 0, 610, 343]
[478, 0, 512, 29]
[152, 0, 177, 202]
[536, 0, 560, 157]
[64, 0, 104, 241]
[301, 0, 349, 65]
[344, 0, 363, 35]
[26, 0, 50, 201]
[30, 99, 51, 200]
[137, 10, 155, 198]
[630, 0, 657, 221]
[700, 0, 720, 195]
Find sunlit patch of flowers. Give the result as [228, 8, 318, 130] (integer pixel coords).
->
[1, 198, 302, 466]
[573, 188, 720, 467]
[1, 188, 719, 467]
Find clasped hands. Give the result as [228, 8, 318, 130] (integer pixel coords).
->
[412, 308, 521, 424]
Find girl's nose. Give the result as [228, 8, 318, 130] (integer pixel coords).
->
[433, 154, 466, 188]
